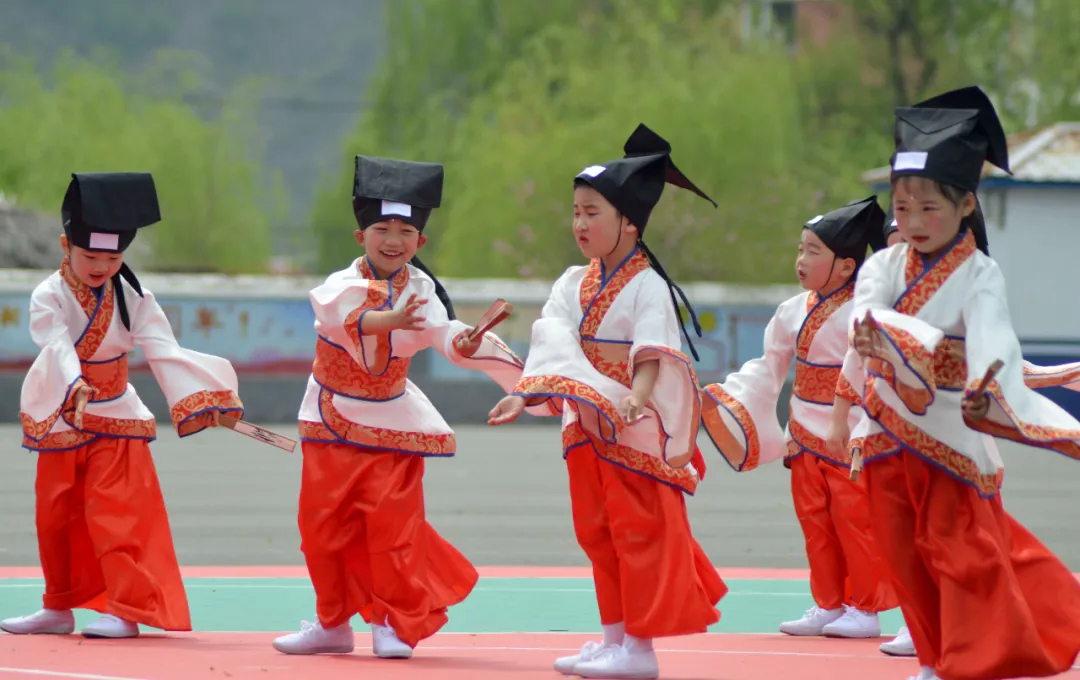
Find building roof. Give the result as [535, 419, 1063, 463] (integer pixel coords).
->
[862, 122, 1080, 187]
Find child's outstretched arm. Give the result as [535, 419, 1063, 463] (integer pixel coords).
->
[699, 300, 796, 472]
[960, 261, 1080, 459]
[130, 287, 244, 438]
[20, 283, 94, 441]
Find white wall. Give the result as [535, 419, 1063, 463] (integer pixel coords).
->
[985, 185, 1080, 341]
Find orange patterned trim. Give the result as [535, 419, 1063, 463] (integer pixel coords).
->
[932, 337, 966, 390]
[867, 322, 936, 414]
[701, 383, 760, 471]
[794, 362, 843, 405]
[513, 375, 623, 443]
[563, 423, 699, 495]
[578, 249, 651, 339]
[864, 376, 1003, 496]
[787, 412, 849, 466]
[836, 373, 861, 406]
[581, 340, 631, 387]
[849, 431, 898, 460]
[343, 258, 411, 372]
[82, 356, 129, 401]
[23, 415, 156, 452]
[797, 285, 852, 359]
[964, 381, 1080, 461]
[314, 338, 409, 400]
[1022, 363, 1080, 390]
[61, 257, 116, 361]
[314, 390, 456, 454]
[171, 390, 245, 437]
[20, 378, 91, 442]
[896, 230, 977, 317]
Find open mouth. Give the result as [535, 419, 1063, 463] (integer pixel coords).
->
[379, 250, 404, 260]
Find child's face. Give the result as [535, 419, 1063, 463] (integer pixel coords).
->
[354, 219, 426, 277]
[61, 235, 123, 288]
[892, 177, 974, 255]
[572, 186, 636, 260]
[796, 229, 854, 292]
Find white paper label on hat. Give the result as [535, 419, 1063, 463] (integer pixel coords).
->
[89, 232, 120, 250]
[579, 165, 606, 178]
[807, 214, 824, 225]
[893, 151, 928, 171]
[381, 200, 412, 217]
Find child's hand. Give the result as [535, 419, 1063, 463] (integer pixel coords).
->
[72, 383, 92, 429]
[619, 394, 646, 423]
[454, 330, 483, 358]
[853, 315, 882, 358]
[388, 294, 428, 332]
[488, 395, 525, 425]
[826, 417, 850, 458]
[962, 393, 990, 421]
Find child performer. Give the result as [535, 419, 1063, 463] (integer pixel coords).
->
[700, 197, 897, 639]
[272, 156, 525, 659]
[833, 86, 1080, 680]
[0, 172, 244, 639]
[487, 124, 727, 680]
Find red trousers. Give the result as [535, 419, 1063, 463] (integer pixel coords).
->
[566, 435, 727, 639]
[789, 454, 897, 612]
[35, 437, 191, 631]
[866, 452, 1080, 680]
[298, 441, 478, 647]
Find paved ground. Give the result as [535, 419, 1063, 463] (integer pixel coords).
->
[1, 423, 1078, 569]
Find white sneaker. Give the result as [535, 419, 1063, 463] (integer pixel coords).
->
[0, 609, 75, 635]
[371, 620, 413, 659]
[272, 619, 355, 655]
[82, 614, 139, 639]
[573, 643, 659, 680]
[881, 626, 917, 656]
[779, 606, 844, 636]
[908, 666, 939, 680]
[821, 605, 880, 638]
[554, 640, 616, 675]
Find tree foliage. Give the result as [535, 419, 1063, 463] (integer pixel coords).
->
[311, 0, 1080, 282]
[0, 49, 283, 273]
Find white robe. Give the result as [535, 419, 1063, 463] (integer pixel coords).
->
[21, 260, 243, 452]
[511, 248, 703, 494]
[701, 285, 864, 472]
[298, 257, 524, 455]
[844, 231, 1080, 497]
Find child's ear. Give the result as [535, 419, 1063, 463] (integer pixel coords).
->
[354, 229, 365, 248]
[417, 233, 428, 249]
[961, 192, 977, 218]
[841, 257, 858, 280]
[59, 234, 69, 254]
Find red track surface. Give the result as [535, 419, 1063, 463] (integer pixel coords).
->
[0, 632, 937, 680]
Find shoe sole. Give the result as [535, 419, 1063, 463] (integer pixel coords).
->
[82, 631, 139, 639]
[273, 645, 354, 655]
[375, 650, 413, 659]
[823, 631, 881, 639]
[880, 646, 917, 657]
[0, 627, 74, 635]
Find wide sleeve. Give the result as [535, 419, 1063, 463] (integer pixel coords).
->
[393, 280, 526, 395]
[131, 287, 244, 437]
[308, 274, 393, 373]
[700, 300, 795, 471]
[852, 250, 945, 416]
[512, 269, 626, 427]
[1021, 360, 1080, 392]
[961, 261, 1080, 460]
[19, 281, 89, 442]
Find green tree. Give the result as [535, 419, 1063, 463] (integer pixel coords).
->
[0, 49, 284, 272]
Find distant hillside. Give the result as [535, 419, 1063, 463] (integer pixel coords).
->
[0, 0, 385, 248]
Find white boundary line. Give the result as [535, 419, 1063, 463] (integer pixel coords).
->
[0, 669, 150, 680]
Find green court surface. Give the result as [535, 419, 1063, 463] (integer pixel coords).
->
[0, 576, 907, 634]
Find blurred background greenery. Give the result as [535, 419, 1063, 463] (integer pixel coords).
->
[2, 0, 1078, 280]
